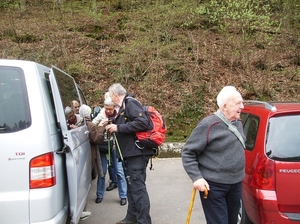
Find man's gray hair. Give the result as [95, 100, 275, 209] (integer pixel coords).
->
[108, 83, 127, 96]
[216, 86, 240, 108]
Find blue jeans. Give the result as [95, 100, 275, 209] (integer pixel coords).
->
[200, 180, 242, 224]
[108, 165, 117, 183]
[96, 149, 127, 199]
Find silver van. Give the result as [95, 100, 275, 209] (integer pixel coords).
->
[0, 59, 92, 224]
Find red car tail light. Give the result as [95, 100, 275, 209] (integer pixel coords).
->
[249, 156, 275, 190]
[30, 152, 56, 189]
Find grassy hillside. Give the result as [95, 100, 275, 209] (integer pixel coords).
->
[1, 0, 300, 141]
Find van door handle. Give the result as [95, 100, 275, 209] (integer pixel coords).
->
[85, 130, 89, 136]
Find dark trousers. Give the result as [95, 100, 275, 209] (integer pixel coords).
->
[124, 155, 152, 224]
[200, 181, 242, 224]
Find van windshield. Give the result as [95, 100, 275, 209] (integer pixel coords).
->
[0, 66, 31, 133]
[266, 115, 300, 162]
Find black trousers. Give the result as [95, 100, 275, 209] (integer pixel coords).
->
[124, 155, 152, 224]
[200, 181, 242, 224]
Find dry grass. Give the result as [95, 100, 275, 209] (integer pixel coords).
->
[1, 0, 300, 141]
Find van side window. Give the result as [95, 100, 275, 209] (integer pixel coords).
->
[0, 66, 31, 133]
[50, 67, 84, 128]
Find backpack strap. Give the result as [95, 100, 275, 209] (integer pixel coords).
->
[214, 110, 245, 148]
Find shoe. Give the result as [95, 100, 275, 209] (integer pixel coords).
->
[106, 182, 118, 191]
[80, 211, 91, 221]
[120, 198, 127, 206]
[95, 198, 103, 203]
[116, 219, 138, 224]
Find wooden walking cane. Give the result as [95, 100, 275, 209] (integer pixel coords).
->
[186, 188, 196, 224]
[186, 187, 208, 224]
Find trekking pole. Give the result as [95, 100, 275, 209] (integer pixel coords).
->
[107, 131, 111, 166]
[186, 188, 196, 224]
[112, 133, 131, 185]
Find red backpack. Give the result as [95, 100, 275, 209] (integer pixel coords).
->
[135, 105, 167, 149]
[125, 96, 167, 149]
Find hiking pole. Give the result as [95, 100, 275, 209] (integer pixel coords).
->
[107, 120, 112, 166]
[113, 133, 131, 185]
[107, 131, 111, 166]
[186, 186, 208, 224]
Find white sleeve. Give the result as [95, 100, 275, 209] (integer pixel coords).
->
[92, 109, 106, 125]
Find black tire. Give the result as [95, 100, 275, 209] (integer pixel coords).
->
[240, 199, 253, 224]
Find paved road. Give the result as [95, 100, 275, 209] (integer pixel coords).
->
[81, 158, 206, 224]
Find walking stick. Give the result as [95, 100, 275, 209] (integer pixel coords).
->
[186, 186, 208, 224]
[112, 133, 131, 185]
[186, 188, 196, 224]
[107, 132, 111, 166]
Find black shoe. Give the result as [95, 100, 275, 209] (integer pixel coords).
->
[120, 198, 127, 206]
[95, 198, 103, 203]
[116, 219, 137, 224]
[106, 182, 118, 191]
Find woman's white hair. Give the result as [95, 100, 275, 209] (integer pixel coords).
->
[104, 97, 114, 106]
[79, 104, 91, 118]
[216, 86, 240, 108]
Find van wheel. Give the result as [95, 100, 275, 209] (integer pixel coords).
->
[240, 200, 253, 224]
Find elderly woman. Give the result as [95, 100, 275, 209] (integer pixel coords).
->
[79, 104, 105, 178]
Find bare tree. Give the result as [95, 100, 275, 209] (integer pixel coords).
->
[20, 0, 26, 16]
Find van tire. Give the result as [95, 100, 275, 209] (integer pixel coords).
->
[240, 200, 253, 224]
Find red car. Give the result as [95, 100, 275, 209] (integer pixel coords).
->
[240, 101, 300, 224]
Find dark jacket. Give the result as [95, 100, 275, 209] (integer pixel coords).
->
[113, 94, 155, 158]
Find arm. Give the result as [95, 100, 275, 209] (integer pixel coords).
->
[182, 120, 210, 191]
[92, 109, 106, 125]
[87, 121, 105, 145]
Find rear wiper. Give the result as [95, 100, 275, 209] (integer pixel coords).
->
[269, 155, 300, 161]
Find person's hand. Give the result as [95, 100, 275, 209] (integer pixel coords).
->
[193, 178, 210, 192]
[70, 124, 77, 129]
[99, 118, 109, 127]
[106, 124, 117, 133]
